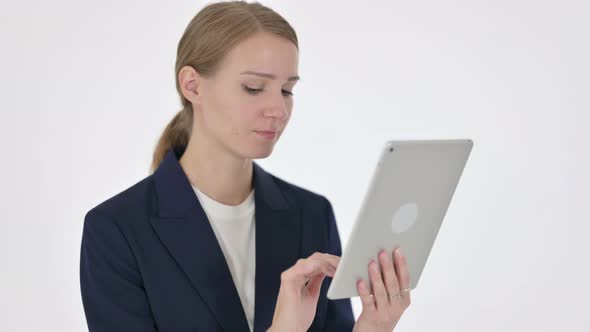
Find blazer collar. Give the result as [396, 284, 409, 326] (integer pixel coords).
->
[150, 146, 301, 332]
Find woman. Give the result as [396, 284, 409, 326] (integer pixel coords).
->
[79, 1, 411, 331]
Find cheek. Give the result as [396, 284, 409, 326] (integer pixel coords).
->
[225, 105, 258, 137]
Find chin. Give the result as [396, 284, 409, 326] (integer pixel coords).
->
[244, 143, 275, 159]
[250, 147, 274, 159]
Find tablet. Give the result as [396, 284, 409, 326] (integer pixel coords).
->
[327, 139, 473, 300]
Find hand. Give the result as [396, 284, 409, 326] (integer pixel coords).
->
[353, 247, 411, 332]
[267, 252, 339, 332]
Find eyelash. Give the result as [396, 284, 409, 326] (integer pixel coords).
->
[243, 86, 294, 97]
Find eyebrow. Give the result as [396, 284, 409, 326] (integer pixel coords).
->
[240, 71, 300, 82]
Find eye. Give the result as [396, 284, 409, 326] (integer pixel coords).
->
[243, 86, 262, 94]
[242, 85, 294, 97]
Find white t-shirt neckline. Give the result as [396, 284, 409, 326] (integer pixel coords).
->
[192, 185, 255, 219]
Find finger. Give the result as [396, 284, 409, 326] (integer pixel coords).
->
[301, 253, 339, 280]
[305, 273, 327, 297]
[357, 278, 376, 312]
[368, 259, 388, 309]
[378, 249, 400, 302]
[309, 252, 340, 270]
[304, 254, 338, 294]
[393, 248, 411, 303]
[298, 258, 334, 297]
[283, 257, 334, 287]
[299, 256, 337, 277]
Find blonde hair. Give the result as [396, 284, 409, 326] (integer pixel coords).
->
[149, 1, 298, 173]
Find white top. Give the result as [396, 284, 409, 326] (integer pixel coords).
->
[192, 184, 256, 332]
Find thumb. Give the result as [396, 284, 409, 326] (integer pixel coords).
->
[305, 273, 327, 297]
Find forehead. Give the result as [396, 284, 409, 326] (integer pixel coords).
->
[220, 32, 299, 80]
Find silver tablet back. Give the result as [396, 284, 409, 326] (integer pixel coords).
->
[327, 139, 473, 299]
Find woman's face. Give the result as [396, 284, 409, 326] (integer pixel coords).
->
[183, 31, 299, 160]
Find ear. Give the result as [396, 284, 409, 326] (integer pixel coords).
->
[178, 65, 202, 105]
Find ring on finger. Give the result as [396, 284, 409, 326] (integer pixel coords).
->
[389, 288, 410, 300]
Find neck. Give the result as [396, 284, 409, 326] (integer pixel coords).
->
[179, 133, 253, 206]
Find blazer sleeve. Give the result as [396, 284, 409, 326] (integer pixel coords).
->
[322, 197, 356, 331]
[80, 208, 158, 332]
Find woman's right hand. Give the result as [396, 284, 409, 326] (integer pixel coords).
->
[267, 252, 339, 332]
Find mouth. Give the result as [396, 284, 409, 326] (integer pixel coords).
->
[254, 130, 278, 139]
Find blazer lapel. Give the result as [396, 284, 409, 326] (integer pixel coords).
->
[251, 163, 301, 332]
[150, 146, 249, 331]
[149, 146, 302, 332]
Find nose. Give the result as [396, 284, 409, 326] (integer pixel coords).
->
[264, 95, 290, 121]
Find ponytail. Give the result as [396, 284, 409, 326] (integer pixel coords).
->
[149, 106, 193, 173]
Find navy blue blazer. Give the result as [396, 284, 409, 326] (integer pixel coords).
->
[80, 145, 355, 331]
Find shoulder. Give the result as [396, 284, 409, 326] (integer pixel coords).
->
[263, 170, 339, 239]
[265, 170, 332, 212]
[83, 174, 155, 230]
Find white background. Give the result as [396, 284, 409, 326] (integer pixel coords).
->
[1, 0, 588, 330]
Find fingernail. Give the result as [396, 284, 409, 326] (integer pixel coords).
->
[396, 247, 404, 257]
[370, 260, 378, 271]
[358, 278, 367, 289]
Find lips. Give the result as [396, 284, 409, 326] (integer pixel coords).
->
[255, 130, 278, 139]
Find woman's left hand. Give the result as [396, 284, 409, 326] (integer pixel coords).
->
[352, 247, 411, 332]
